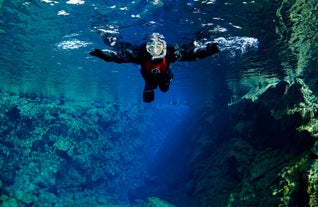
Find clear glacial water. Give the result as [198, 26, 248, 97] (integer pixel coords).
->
[0, 0, 294, 206]
[0, 0, 264, 106]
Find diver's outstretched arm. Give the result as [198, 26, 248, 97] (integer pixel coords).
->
[90, 48, 114, 62]
[89, 47, 141, 64]
[175, 41, 220, 61]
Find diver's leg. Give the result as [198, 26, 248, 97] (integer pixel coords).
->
[141, 70, 157, 103]
[143, 81, 158, 103]
[159, 69, 174, 92]
[143, 88, 155, 103]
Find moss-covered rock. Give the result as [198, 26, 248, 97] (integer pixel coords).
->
[53, 138, 73, 158]
[142, 197, 176, 207]
[307, 159, 318, 207]
[187, 84, 316, 206]
[272, 155, 310, 206]
[0, 91, 156, 206]
[1, 197, 20, 207]
[14, 189, 35, 206]
[276, 0, 318, 78]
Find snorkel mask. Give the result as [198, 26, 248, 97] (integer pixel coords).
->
[146, 33, 167, 60]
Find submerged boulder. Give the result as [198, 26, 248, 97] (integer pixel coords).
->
[141, 197, 176, 207]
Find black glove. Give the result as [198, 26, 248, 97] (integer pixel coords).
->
[89, 48, 114, 62]
[206, 43, 220, 54]
[89, 48, 104, 57]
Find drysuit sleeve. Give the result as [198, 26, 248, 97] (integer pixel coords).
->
[170, 41, 220, 62]
[89, 46, 141, 64]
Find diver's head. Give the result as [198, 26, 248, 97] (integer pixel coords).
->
[146, 33, 167, 60]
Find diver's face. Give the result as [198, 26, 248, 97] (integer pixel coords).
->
[146, 39, 164, 56]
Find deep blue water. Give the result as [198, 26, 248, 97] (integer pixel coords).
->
[0, 0, 286, 206]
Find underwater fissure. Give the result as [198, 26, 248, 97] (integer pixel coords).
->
[1, 0, 318, 206]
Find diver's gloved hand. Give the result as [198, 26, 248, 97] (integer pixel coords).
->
[206, 43, 220, 54]
[90, 48, 115, 62]
[89, 48, 104, 57]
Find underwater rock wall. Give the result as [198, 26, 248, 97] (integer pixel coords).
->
[185, 0, 318, 207]
[0, 91, 168, 206]
[276, 0, 318, 80]
[186, 81, 317, 207]
[276, 0, 318, 137]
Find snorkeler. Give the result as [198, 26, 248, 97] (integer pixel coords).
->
[90, 32, 220, 103]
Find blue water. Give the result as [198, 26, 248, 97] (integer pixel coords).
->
[0, 0, 261, 105]
[0, 0, 282, 206]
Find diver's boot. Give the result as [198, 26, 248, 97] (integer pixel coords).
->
[143, 90, 155, 103]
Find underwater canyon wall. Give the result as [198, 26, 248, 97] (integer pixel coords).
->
[0, 0, 317, 207]
[185, 0, 318, 206]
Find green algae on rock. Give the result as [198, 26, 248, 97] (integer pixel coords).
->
[141, 197, 176, 207]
